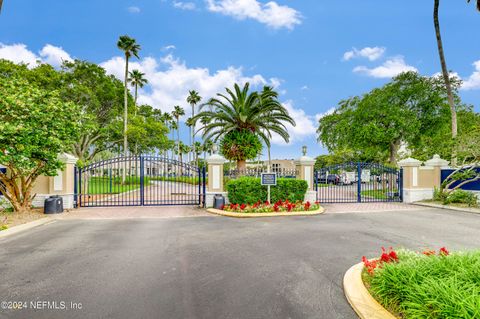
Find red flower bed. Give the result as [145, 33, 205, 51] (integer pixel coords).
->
[222, 200, 320, 213]
[363, 246, 450, 276]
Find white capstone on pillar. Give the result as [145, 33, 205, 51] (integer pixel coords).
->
[205, 153, 228, 208]
[424, 154, 450, 189]
[294, 152, 316, 203]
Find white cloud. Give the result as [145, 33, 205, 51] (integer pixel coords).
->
[39, 44, 72, 68]
[0, 43, 39, 66]
[173, 1, 196, 10]
[100, 53, 278, 114]
[0, 43, 72, 68]
[343, 46, 386, 61]
[314, 107, 335, 122]
[127, 6, 141, 13]
[461, 60, 480, 90]
[300, 85, 309, 91]
[353, 56, 417, 78]
[271, 101, 317, 146]
[162, 45, 176, 51]
[205, 0, 302, 30]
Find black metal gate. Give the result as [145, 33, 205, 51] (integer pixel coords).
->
[74, 156, 206, 207]
[315, 162, 402, 203]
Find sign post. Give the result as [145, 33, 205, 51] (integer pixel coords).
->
[261, 172, 277, 203]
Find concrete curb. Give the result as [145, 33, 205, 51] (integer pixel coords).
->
[206, 206, 325, 218]
[0, 217, 55, 239]
[414, 202, 480, 215]
[343, 262, 397, 319]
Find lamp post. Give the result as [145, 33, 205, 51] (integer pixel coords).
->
[302, 145, 307, 157]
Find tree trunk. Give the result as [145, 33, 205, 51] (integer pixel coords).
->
[389, 140, 400, 166]
[237, 160, 247, 172]
[122, 55, 129, 183]
[434, 0, 458, 167]
[191, 103, 193, 165]
[134, 84, 138, 115]
[176, 119, 180, 162]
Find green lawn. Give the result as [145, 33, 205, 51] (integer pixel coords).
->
[364, 249, 480, 318]
[361, 189, 398, 199]
[87, 176, 150, 194]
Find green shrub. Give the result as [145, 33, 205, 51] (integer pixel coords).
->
[445, 189, 478, 207]
[226, 177, 308, 204]
[433, 187, 447, 203]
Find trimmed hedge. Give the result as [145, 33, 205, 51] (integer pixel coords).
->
[226, 177, 308, 204]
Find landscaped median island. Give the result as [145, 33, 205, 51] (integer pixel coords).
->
[207, 200, 324, 218]
[344, 247, 480, 319]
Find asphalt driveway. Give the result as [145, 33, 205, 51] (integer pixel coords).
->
[1, 207, 480, 319]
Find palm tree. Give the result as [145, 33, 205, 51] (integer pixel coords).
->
[176, 142, 191, 170]
[128, 69, 148, 113]
[186, 90, 202, 165]
[117, 35, 140, 182]
[185, 117, 194, 162]
[193, 141, 202, 165]
[169, 119, 178, 160]
[433, 0, 458, 166]
[171, 106, 185, 161]
[433, 1, 479, 167]
[0, 0, 3, 13]
[202, 139, 214, 164]
[193, 82, 295, 170]
[160, 112, 173, 157]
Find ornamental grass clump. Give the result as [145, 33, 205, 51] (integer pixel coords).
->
[222, 200, 320, 213]
[362, 248, 480, 318]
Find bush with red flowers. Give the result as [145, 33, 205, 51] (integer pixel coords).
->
[222, 200, 320, 213]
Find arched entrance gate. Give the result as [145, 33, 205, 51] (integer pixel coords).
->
[74, 156, 206, 207]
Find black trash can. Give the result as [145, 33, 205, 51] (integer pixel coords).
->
[213, 194, 225, 209]
[44, 196, 64, 214]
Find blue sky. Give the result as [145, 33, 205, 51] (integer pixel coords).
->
[1, 0, 479, 159]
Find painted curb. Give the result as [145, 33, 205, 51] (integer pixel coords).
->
[414, 202, 480, 215]
[206, 206, 325, 218]
[0, 217, 54, 239]
[343, 262, 397, 319]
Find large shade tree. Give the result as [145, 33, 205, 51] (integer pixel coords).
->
[317, 72, 468, 165]
[193, 83, 295, 170]
[0, 76, 80, 212]
[60, 60, 125, 164]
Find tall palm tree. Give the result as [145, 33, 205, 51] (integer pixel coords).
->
[433, 0, 458, 166]
[0, 0, 3, 13]
[160, 112, 173, 157]
[128, 69, 148, 113]
[172, 106, 185, 161]
[117, 35, 140, 181]
[186, 90, 202, 165]
[185, 117, 194, 162]
[193, 83, 295, 170]
[433, 1, 479, 167]
[169, 119, 178, 160]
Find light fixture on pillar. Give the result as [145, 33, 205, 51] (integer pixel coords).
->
[212, 143, 218, 155]
[302, 145, 307, 156]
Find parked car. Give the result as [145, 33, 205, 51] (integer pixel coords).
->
[317, 172, 340, 185]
